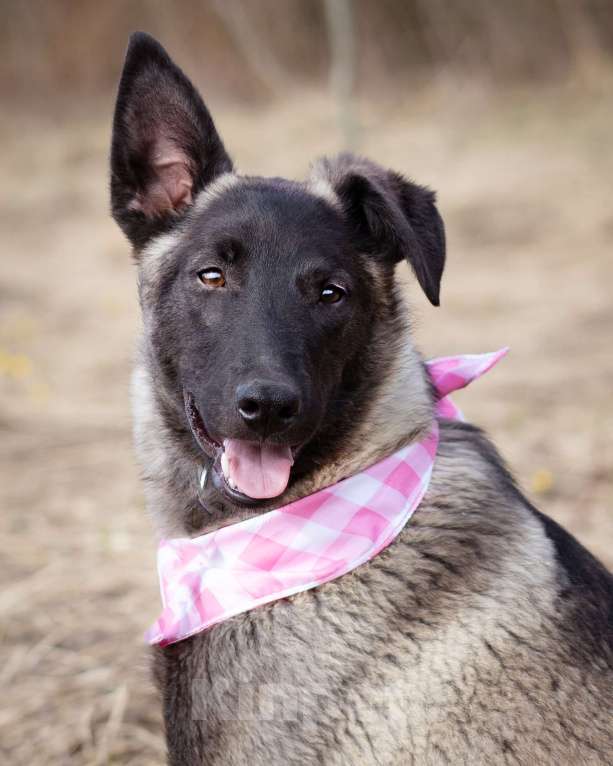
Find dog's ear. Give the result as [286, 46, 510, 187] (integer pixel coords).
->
[312, 154, 445, 306]
[110, 32, 233, 251]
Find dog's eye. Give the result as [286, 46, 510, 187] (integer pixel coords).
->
[320, 284, 346, 304]
[198, 268, 226, 288]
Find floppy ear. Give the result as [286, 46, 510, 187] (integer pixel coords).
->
[110, 32, 233, 250]
[312, 154, 445, 306]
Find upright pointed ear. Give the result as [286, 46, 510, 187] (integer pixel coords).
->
[110, 32, 233, 251]
[311, 154, 445, 305]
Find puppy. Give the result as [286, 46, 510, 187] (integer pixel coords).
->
[111, 32, 613, 766]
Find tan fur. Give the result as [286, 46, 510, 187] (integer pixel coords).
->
[192, 172, 241, 213]
[306, 167, 341, 209]
[138, 230, 184, 311]
[131, 358, 194, 537]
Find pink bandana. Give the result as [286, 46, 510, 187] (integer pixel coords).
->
[146, 349, 507, 646]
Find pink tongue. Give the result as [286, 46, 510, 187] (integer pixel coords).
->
[223, 439, 293, 499]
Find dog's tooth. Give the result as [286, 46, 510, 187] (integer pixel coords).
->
[221, 452, 239, 490]
[221, 451, 229, 479]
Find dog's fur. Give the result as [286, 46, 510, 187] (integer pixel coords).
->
[111, 33, 613, 765]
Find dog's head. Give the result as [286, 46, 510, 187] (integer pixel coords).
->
[111, 33, 445, 509]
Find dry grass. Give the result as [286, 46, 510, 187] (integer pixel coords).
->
[1, 83, 612, 764]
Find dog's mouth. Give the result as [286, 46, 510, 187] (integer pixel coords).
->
[185, 392, 296, 505]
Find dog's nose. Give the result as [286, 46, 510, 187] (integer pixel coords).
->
[236, 380, 301, 436]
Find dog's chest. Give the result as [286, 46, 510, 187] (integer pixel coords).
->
[155, 538, 539, 765]
[159, 575, 427, 763]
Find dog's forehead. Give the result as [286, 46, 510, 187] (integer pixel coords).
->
[187, 174, 344, 247]
[193, 172, 339, 214]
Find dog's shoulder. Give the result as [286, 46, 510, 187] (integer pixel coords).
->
[529, 505, 613, 651]
[420, 418, 613, 653]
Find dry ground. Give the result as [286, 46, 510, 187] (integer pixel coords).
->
[1, 85, 612, 764]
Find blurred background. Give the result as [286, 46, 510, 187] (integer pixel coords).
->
[1, 1, 612, 763]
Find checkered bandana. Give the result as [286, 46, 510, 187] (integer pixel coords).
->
[146, 349, 507, 646]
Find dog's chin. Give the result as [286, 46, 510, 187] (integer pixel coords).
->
[184, 391, 302, 508]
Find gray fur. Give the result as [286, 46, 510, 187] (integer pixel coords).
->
[152, 417, 612, 765]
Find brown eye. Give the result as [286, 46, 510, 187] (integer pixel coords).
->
[320, 284, 346, 304]
[198, 268, 226, 288]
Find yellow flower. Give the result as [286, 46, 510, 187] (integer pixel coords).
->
[0, 350, 33, 379]
[531, 468, 554, 495]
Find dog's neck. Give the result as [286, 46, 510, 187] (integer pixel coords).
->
[132, 310, 433, 538]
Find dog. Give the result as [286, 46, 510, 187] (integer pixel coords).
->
[110, 32, 612, 766]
